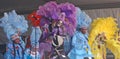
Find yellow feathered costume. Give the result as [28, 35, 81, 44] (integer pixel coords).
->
[88, 17, 119, 59]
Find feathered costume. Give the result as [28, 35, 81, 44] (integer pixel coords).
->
[37, 1, 76, 59]
[27, 11, 42, 59]
[0, 10, 28, 59]
[88, 17, 118, 59]
[37, 1, 76, 36]
[68, 7, 93, 59]
[113, 29, 120, 59]
[37, 2, 59, 59]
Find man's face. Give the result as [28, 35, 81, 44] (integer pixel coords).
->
[118, 38, 120, 42]
[80, 27, 87, 34]
[57, 20, 62, 26]
[52, 21, 56, 27]
[14, 38, 20, 44]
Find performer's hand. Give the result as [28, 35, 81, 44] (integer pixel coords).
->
[12, 51, 15, 55]
[17, 28, 21, 35]
[54, 34, 56, 37]
[30, 51, 36, 55]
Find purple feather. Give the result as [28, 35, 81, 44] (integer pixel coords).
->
[37, 1, 77, 36]
[58, 2, 76, 35]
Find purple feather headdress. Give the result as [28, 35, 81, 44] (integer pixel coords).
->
[37, 1, 77, 36]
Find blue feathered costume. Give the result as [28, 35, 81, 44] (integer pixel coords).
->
[0, 10, 28, 59]
[68, 7, 93, 59]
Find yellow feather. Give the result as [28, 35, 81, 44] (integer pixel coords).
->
[88, 17, 118, 59]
